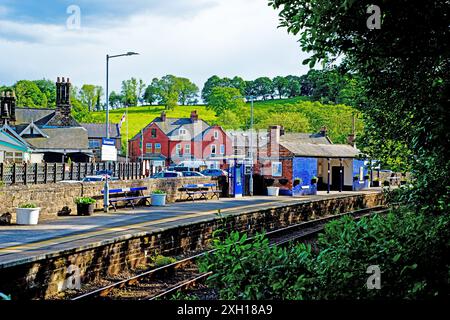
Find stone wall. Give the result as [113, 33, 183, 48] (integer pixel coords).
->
[0, 177, 215, 222]
[0, 192, 384, 299]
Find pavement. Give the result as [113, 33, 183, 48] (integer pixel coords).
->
[0, 189, 382, 267]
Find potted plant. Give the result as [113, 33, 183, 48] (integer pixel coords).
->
[372, 178, 380, 187]
[364, 174, 370, 180]
[278, 178, 289, 186]
[264, 178, 275, 187]
[293, 177, 302, 187]
[353, 175, 360, 182]
[75, 197, 96, 216]
[267, 186, 280, 196]
[151, 189, 167, 206]
[311, 176, 318, 184]
[16, 203, 40, 225]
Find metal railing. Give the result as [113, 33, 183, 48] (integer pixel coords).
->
[0, 162, 144, 186]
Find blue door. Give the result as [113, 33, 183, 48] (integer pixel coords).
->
[232, 164, 244, 197]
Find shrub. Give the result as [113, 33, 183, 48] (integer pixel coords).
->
[0, 181, 4, 188]
[75, 197, 96, 205]
[152, 189, 166, 194]
[152, 255, 176, 267]
[18, 203, 37, 209]
[200, 209, 450, 300]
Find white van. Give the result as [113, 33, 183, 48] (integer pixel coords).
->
[176, 160, 207, 169]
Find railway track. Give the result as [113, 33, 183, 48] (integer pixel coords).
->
[70, 205, 389, 301]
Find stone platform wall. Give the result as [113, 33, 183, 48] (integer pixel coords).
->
[0, 177, 215, 222]
[0, 192, 384, 299]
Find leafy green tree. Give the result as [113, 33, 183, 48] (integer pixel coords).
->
[121, 78, 139, 107]
[79, 84, 97, 112]
[33, 79, 56, 108]
[137, 79, 146, 106]
[201, 75, 222, 103]
[109, 91, 123, 109]
[285, 75, 301, 98]
[272, 76, 289, 99]
[207, 87, 245, 116]
[270, 0, 450, 211]
[14, 80, 47, 108]
[177, 77, 199, 105]
[95, 86, 104, 111]
[231, 76, 247, 96]
[254, 77, 274, 100]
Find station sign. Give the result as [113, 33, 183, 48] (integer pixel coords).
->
[101, 138, 117, 161]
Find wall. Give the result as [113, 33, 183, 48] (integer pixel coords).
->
[0, 192, 384, 299]
[0, 176, 215, 222]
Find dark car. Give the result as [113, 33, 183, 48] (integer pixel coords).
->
[200, 169, 227, 177]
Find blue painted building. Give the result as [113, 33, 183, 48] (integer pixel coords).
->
[258, 126, 368, 195]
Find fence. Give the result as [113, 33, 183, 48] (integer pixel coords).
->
[0, 162, 144, 186]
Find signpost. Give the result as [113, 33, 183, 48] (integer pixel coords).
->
[101, 138, 117, 162]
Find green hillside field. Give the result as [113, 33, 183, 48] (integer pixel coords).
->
[87, 97, 363, 149]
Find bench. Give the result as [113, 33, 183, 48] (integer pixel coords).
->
[101, 187, 151, 211]
[182, 183, 221, 202]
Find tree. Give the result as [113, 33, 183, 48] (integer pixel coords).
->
[121, 78, 139, 107]
[95, 86, 104, 111]
[206, 87, 245, 116]
[14, 80, 47, 108]
[33, 79, 56, 108]
[244, 80, 257, 99]
[79, 84, 97, 112]
[109, 91, 123, 109]
[270, 0, 450, 211]
[254, 77, 274, 100]
[257, 112, 310, 133]
[177, 77, 199, 105]
[143, 78, 161, 105]
[272, 76, 289, 99]
[231, 76, 247, 96]
[137, 79, 146, 106]
[285, 75, 301, 98]
[201, 75, 222, 103]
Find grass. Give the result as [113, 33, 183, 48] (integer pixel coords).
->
[87, 97, 362, 147]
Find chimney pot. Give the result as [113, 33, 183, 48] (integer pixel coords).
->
[190, 110, 198, 122]
[57, 77, 60, 83]
[161, 111, 166, 121]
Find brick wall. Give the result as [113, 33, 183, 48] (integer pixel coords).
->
[0, 192, 384, 299]
[0, 176, 215, 222]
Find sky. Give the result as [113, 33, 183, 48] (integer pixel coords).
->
[0, 0, 311, 93]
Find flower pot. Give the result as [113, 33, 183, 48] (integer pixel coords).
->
[16, 208, 40, 225]
[267, 187, 280, 196]
[372, 181, 380, 187]
[151, 193, 167, 206]
[77, 203, 94, 216]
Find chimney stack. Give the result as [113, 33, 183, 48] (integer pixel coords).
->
[160, 111, 167, 122]
[190, 110, 198, 122]
[0, 90, 16, 124]
[54, 77, 72, 126]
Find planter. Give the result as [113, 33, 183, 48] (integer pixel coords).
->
[278, 178, 289, 186]
[151, 193, 167, 206]
[264, 178, 275, 187]
[77, 203, 94, 216]
[16, 208, 40, 225]
[372, 181, 380, 187]
[267, 187, 280, 196]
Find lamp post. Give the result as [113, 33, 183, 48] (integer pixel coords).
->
[104, 51, 139, 213]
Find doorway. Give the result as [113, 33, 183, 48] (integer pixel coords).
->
[331, 166, 344, 190]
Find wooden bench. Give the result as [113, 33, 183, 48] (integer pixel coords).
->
[101, 187, 151, 211]
[181, 183, 221, 202]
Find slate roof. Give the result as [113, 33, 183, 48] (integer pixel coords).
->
[24, 127, 90, 151]
[0, 130, 28, 152]
[15, 108, 55, 125]
[280, 133, 332, 145]
[280, 141, 360, 158]
[81, 123, 121, 139]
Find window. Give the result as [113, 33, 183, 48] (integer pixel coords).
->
[184, 144, 191, 155]
[146, 143, 153, 153]
[5, 152, 23, 163]
[272, 162, 282, 177]
[89, 139, 100, 149]
[211, 145, 217, 155]
[220, 144, 225, 155]
[176, 144, 182, 155]
[179, 128, 187, 136]
[155, 143, 161, 154]
[151, 129, 157, 138]
[214, 130, 219, 140]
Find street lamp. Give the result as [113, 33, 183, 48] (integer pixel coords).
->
[104, 51, 139, 213]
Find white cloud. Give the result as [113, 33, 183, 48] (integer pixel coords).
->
[0, 0, 310, 94]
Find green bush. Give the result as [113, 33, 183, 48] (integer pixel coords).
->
[18, 203, 37, 209]
[152, 189, 166, 195]
[200, 209, 450, 300]
[152, 255, 176, 267]
[0, 181, 4, 188]
[75, 197, 96, 205]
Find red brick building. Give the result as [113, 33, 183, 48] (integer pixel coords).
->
[128, 111, 232, 169]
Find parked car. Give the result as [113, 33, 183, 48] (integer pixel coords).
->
[182, 171, 205, 177]
[176, 160, 208, 169]
[168, 166, 191, 172]
[151, 171, 183, 179]
[200, 169, 228, 177]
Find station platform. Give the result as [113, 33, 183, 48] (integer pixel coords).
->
[0, 189, 382, 268]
